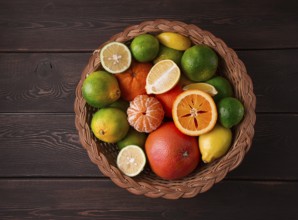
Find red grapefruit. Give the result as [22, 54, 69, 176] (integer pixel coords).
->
[145, 122, 200, 180]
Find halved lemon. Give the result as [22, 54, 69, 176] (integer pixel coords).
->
[172, 90, 217, 136]
[100, 42, 132, 74]
[183, 83, 218, 96]
[117, 145, 146, 177]
[146, 59, 180, 94]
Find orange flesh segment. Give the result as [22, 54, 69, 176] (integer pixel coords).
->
[177, 94, 212, 131]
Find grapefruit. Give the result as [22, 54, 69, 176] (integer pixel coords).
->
[145, 122, 200, 180]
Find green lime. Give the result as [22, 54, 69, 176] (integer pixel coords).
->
[82, 71, 120, 108]
[91, 108, 129, 143]
[117, 127, 147, 150]
[130, 34, 159, 62]
[206, 76, 233, 102]
[181, 45, 218, 82]
[108, 99, 129, 112]
[153, 45, 183, 66]
[217, 97, 245, 128]
[199, 124, 232, 163]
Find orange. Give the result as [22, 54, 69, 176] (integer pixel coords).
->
[172, 90, 217, 136]
[145, 122, 200, 180]
[127, 95, 164, 133]
[155, 85, 183, 118]
[115, 62, 152, 101]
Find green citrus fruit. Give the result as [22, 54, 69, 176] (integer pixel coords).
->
[199, 124, 232, 163]
[91, 108, 129, 143]
[117, 127, 147, 150]
[153, 45, 183, 66]
[206, 76, 233, 102]
[217, 97, 245, 128]
[108, 99, 129, 112]
[82, 71, 120, 108]
[181, 45, 218, 82]
[130, 34, 159, 62]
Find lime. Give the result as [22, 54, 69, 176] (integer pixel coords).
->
[108, 99, 129, 112]
[206, 76, 233, 102]
[100, 42, 132, 74]
[183, 83, 218, 96]
[91, 108, 129, 143]
[199, 124, 232, 163]
[130, 34, 159, 62]
[146, 60, 180, 94]
[153, 45, 183, 66]
[82, 71, 120, 108]
[217, 97, 245, 128]
[156, 32, 191, 51]
[117, 145, 146, 177]
[181, 45, 218, 82]
[117, 127, 147, 150]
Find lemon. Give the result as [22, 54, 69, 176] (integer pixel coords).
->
[130, 34, 159, 62]
[91, 108, 129, 143]
[108, 98, 129, 112]
[82, 71, 120, 108]
[181, 45, 218, 82]
[117, 145, 146, 177]
[218, 97, 245, 128]
[100, 42, 132, 74]
[146, 60, 180, 94]
[199, 124, 232, 163]
[183, 83, 218, 96]
[153, 45, 183, 66]
[117, 127, 147, 150]
[157, 32, 191, 51]
[206, 76, 233, 102]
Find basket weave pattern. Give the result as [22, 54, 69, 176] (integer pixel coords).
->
[74, 19, 256, 199]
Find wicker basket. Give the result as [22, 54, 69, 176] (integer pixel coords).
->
[74, 19, 256, 199]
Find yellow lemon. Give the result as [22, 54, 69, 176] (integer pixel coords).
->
[199, 124, 232, 163]
[157, 32, 191, 51]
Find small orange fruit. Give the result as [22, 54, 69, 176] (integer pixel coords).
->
[172, 90, 217, 136]
[155, 85, 183, 118]
[115, 62, 152, 101]
[145, 122, 200, 180]
[127, 95, 164, 133]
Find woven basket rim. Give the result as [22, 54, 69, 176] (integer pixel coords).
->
[74, 19, 256, 199]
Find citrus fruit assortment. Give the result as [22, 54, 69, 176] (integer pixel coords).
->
[82, 32, 245, 179]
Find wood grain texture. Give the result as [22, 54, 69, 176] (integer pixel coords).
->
[0, 0, 297, 51]
[0, 179, 297, 219]
[1, 50, 297, 113]
[0, 114, 297, 179]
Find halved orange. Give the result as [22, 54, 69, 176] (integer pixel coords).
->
[172, 90, 217, 136]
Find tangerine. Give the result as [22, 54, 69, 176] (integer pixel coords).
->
[127, 95, 164, 133]
[115, 62, 152, 101]
[145, 122, 200, 180]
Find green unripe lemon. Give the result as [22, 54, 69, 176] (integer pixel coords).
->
[82, 71, 120, 108]
[130, 34, 159, 62]
[218, 97, 245, 128]
[117, 127, 147, 150]
[91, 108, 129, 143]
[181, 45, 218, 82]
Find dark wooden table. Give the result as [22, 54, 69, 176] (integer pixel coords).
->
[1, 0, 297, 219]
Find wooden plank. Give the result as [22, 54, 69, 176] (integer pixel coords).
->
[0, 179, 297, 219]
[0, 50, 297, 113]
[0, 114, 297, 180]
[0, 0, 297, 51]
